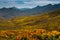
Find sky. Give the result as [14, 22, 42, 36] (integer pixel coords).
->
[0, 0, 60, 8]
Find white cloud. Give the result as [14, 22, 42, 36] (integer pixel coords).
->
[0, 0, 60, 8]
[24, 1, 60, 6]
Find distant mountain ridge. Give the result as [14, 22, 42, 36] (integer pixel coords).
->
[0, 3, 60, 18]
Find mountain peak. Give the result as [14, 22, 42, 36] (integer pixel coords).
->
[45, 4, 52, 7]
[36, 6, 40, 7]
[9, 7, 17, 9]
[1, 7, 7, 9]
[47, 4, 52, 5]
[36, 6, 41, 8]
[33, 6, 41, 9]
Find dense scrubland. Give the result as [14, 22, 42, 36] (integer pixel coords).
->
[0, 9, 60, 40]
[0, 9, 60, 30]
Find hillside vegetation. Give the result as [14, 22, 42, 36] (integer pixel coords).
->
[0, 9, 60, 31]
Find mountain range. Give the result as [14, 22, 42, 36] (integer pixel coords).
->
[0, 8, 60, 30]
[0, 3, 60, 18]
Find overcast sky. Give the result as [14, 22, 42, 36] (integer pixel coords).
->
[0, 0, 60, 8]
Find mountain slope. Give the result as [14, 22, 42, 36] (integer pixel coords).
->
[24, 4, 60, 15]
[0, 4, 60, 18]
[0, 9, 60, 30]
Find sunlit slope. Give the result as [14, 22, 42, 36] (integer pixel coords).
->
[0, 9, 60, 30]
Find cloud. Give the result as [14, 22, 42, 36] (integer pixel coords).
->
[0, 0, 60, 8]
[24, 0, 60, 7]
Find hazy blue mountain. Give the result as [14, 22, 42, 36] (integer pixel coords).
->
[0, 7, 23, 18]
[0, 4, 60, 18]
[27, 4, 60, 14]
[20, 8, 31, 11]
